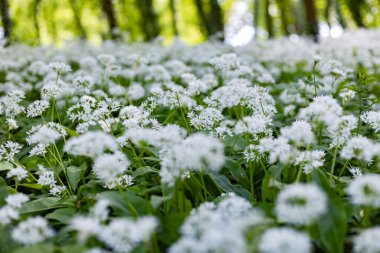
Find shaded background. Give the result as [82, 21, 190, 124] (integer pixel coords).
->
[0, 0, 379, 46]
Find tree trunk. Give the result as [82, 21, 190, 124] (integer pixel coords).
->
[277, 0, 289, 36]
[324, 0, 333, 27]
[32, 0, 41, 44]
[209, 0, 224, 40]
[253, 0, 260, 39]
[265, 0, 274, 38]
[346, 0, 365, 28]
[136, 0, 160, 41]
[194, 0, 211, 37]
[169, 0, 178, 36]
[0, 0, 12, 45]
[69, 0, 87, 39]
[303, 0, 319, 42]
[335, 0, 347, 29]
[101, 0, 119, 39]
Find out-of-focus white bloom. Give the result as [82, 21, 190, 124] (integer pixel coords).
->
[209, 53, 239, 71]
[281, 120, 315, 147]
[160, 133, 224, 185]
[98, 216, 158, 253]
[93, 152, 130, 184]
[259, 227, 311, 253]
[259, 137, 296, 164]
[170, 194, 265, 253]
[347, 174, 380, 207]
[65, 131, 118, 158]
[298, 96, 342, 127]
[0, 206, 19, 225]
[12, 216, 55, 245]
[7, 167, 28, 181]
[353, 227, 380, 253]
[340, 136, 375, 163]
[27, 125, 61, 145]
[275, 183, 327, 225]
[234, 115, 272, 137]
[0, 141, 22, 162]
[26, 100, 50, 118]
[127, 83, 145, 101]
[295, 150, 325, 174]
[5, 193, 29, 208]
[361, 111, 380, 132]
[48, 61, 72, 73]
[70, 216, 101, 243]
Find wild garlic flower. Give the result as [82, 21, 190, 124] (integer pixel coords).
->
[65, 131, 118, 158]
[0, 141, 22, 162]
[98, 217, 158, 253]
[12, 216, 55, 245]
[26, 100, 50, 117]
[275, 183, 327, 225]
[347, 174, 380, 208]
[93, 152, 131, 184]
[353, 227, 380, 253]
[259, 227, 311, 253]
[48, 61, 72, 73]
[361, 110, 380, 133]
[295, 150, 325, 174]
[7, 167, 28, 181]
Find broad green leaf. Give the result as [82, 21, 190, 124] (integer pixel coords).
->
[133, 166, 159, 177]
[67, 163, 87, 191]
[13, 244, 55, 253]
[209, 172, 251, 200]
[0, 161, 13, 171]
[312, 170, 347, 253]
[20, 197, 63, 214]
[45, 208, 76, 224]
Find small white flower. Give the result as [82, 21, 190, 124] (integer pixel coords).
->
[354, 227, 380, 253]
[48, 61, 72, 73]
[347, 174, 380, 208]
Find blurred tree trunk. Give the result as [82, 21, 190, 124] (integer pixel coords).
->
[194, 0, 212, 37]
[101, 0, 120, 39]
[136, 0, 160, 41]
[265, 0, 274, 38]
[169, 0, 178, 36]
[277, 0, 289, 36]
[32, 0, 41, 44]
[69, 0, 87, 40]
[209, 0, 224, 40]
[0, 0, 11, 45]
[303, 0, 319, 42]
[335, 0, 346, 29]
[324, 0, 333, 27]
[346, 0, 365, 27]
[253, 0, 260, 39]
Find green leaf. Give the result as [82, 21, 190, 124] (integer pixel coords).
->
[20, 197, 63, 214]
[0, 161, 13, 171]
[67, 163, 87, 191]
[13, 244, 55, 253]
[209, 172, 251, 200]
[224, 158, 249, 187]
[59, 244, 89, 253]
[312, 170, 347, 253]
[45, 208, 76, 224]
[133, 166, 159, 177]
[19, 183, 43, 190]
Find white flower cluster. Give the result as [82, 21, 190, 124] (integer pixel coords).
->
[170, 194, 266, 253]
[0, 193, 29, 225]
